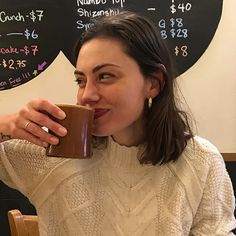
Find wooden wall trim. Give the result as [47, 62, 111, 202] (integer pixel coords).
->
[221, 153, 236, 161]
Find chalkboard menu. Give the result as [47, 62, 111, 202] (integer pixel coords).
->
[0, 0, 223, 90]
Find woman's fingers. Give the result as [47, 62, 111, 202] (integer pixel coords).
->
[29, 99, 66, 120]
[23, 121, 60, 145]
[12, 99, 67, 145]
[22, 108, 67, 137]
[12, 125, 47, 147]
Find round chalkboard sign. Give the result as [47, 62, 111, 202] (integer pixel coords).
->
[61, 0, 223, 75]
[0, 1, 62, 90]
[0, 0, 223, 90]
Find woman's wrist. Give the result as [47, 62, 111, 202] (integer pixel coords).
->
[0, 114, 15, 142]
[0, 132, 12, 142]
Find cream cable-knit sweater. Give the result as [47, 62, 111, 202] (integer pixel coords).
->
[0, 136, 235, 236]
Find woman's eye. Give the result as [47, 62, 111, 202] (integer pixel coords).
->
[74, 78, 86, 88]
[98, 73, 113, 81]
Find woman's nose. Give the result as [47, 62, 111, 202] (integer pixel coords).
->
[78, 81, 100, 106]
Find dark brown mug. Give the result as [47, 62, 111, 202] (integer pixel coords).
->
[46, 104, 94, 158]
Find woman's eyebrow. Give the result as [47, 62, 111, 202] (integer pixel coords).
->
[74, 70, 84, 76]
[74, 63, 120, 76]
[92, 63, 120, 73]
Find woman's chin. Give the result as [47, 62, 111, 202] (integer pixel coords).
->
[92, 121, 118, 137]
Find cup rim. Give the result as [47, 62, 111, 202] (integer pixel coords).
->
[56, 104, 94, 111]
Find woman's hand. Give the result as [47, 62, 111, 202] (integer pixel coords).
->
[0, 99, 67, 147]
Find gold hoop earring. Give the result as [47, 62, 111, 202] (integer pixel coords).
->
[148, 97, 152, 109]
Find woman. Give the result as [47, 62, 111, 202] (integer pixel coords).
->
[0, 11, 235, 235]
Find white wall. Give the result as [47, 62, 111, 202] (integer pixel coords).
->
[178, 0, 236, 152]
[0, 0, 235, 152]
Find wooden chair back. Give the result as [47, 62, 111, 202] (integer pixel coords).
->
[8, 209, 39, 236]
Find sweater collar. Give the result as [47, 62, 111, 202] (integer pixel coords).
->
[103, 137, 148, 170]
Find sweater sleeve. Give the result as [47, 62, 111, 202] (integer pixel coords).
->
[0, 139, 65, 197]
[0, 141, 18, 189]
[190, 150, 236, 235]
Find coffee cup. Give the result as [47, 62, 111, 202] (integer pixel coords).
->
[46, 104, 94, 158]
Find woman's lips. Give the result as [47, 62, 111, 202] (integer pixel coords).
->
[94, 109, 109, 120]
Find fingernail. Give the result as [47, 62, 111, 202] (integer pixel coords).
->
[59, 127, 67, 136]
[58, 110, 66, 119]
[50, 137, 59, 145]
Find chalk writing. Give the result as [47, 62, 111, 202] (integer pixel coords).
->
[0, 45, 39, 56]
[0, 1, 224, 90]
[174, 45, 188, 57]
[27, 10, 44, 22]
[170, 2, 192, 14]
[0, 3, 58, 90]
[111, 0, 126, 8]
[0, 81, 8, 90]
[147, 8, 156, 11]
[176, 3, 192, 13]
[37, 61, 47, 71]
[9, 76, 23, 87]
[77, 8, 119, 17]
[0, 59, 27, 70]
[76, 0, 107, 7]
[159, 18, 188, 39]
[0, 11, 25, 22]
[76, 21, 94, 30]
[0, 10, 44, 23]
[24, 29, 38, 40]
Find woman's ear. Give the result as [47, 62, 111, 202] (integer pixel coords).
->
[147, 69, 165, 98]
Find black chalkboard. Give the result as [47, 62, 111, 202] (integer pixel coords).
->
[0, 0, 223, 90]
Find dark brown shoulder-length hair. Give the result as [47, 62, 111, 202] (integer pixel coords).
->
[74, 11, 194, 165]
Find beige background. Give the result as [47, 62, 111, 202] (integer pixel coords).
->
[0, 0, 235, 152]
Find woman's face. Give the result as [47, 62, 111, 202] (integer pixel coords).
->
[75, 38, 153, 145]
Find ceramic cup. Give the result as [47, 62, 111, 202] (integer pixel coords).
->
[46, 104, 94, 158]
